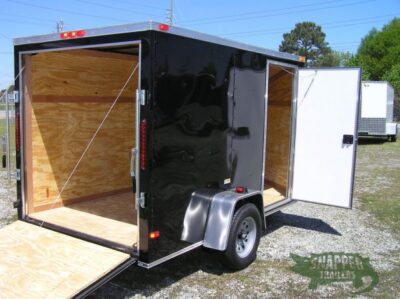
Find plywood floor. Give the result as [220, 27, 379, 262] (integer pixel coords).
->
[30, 192, 137, 247]
[0, 221, 130, 299]
[263, 186, 286, 207]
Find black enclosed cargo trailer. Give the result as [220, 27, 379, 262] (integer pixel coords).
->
[0, 21, 361, 297]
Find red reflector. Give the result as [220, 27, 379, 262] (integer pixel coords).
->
[159, 23, 170, 31]
[236, 186, 245, 193]
[140, 119, 147, 171]
[149, 231, 160, 239]
[60, 30, 86, 39]
[15, 111, 20, 152]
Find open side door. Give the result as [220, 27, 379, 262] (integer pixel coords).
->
[0, 221, 136, 299]
[292, 68, 361, 208]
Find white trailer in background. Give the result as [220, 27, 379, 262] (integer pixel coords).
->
[359, 81, 397, 141]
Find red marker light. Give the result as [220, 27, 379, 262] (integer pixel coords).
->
[236, 186, 245, 193]
[140, 119, 147, 171]
[149, 231, 160, 239]
[60, 30, 86, 39]
[15, 111, 20, 152]
[159, 23, 170, 31]
[76, 30, 86, 37]
[60, 32, 69, 39]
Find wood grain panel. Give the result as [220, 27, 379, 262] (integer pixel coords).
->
[32, 95, 134, 103]
[23, 56, 34, 214]
[26, 49, 138, 211]
[0, 221, 130, 299]
[264, 67, 293, 191]
[31, 101, 136, 210]
[32, 187, 131, 213]
[31, 49, 137, 97]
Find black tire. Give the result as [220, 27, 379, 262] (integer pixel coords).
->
[222, 203, 262, 270]
[391, 135, 397, 142]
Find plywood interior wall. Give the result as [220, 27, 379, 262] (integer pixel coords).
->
[264, 65, 294, 193]
[24, 49, 138, 213]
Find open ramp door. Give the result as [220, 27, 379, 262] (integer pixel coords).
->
[292, 68, 361, 208]
[0, 221, 135, 299]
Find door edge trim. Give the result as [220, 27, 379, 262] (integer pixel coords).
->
[73, 257, 137, 299]
[137, 241, 203, 269]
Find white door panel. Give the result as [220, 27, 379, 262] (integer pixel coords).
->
[292, 68, 361, 208]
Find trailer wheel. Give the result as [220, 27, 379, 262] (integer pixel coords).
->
[390, 135, 397, 142]
[223, 203, 261, 270]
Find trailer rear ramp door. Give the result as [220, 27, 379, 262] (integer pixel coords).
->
[292, 68, 361, 208]
[0, 221, 135, 299]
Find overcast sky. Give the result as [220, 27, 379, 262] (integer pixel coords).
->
[0, 0, 399, 89]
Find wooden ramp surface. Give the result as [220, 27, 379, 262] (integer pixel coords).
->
[0, 221, 131, 299]
[30, 193, 138, 247]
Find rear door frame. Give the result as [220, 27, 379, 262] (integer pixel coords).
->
[17, 40, 142, 254]
[262, 59, 299, 213]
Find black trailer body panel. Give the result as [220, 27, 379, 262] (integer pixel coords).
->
[146, 32, 268, 263]
[229, 57, 266, 190]
[148, 32, 235, 262]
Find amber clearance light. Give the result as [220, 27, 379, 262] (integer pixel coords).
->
[299, 56, 306, 63]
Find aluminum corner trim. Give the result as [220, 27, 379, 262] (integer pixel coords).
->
[13, 21, 300, 63]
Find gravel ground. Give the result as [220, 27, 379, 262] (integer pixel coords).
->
[0, 139, 399, 298]
[90, 199, 400, 299]
[0, 171, 16, 228]
[90, 139, 400, 299]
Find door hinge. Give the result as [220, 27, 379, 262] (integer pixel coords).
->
[136, 89, 146, 106]
[16, 169, 21, 181]
[136, 192, 146, 209]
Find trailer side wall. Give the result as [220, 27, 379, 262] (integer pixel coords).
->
[147, 32, 267, 263]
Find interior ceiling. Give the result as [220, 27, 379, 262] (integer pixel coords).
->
[96, 46, 139, 56]
[268, 65, 294, 82]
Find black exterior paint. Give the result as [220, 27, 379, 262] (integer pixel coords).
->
[148, 32, 235, 261]
[13, 28, 302, 265]
[146, 32, 268, 262]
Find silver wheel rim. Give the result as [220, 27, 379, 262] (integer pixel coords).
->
[235, 216, 257, 258]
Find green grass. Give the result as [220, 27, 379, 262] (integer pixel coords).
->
[355, 139, 400, 233]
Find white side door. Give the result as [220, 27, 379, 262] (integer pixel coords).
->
[292, 68, 361, 208]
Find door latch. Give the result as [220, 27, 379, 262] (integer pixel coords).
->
[342, 134, 354, 145]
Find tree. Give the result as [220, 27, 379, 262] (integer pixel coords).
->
[279, 22, 331, 66]
[347, 18, 400, 90]
[347, 18, 400, 120]
[314, 51, 353, 67]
